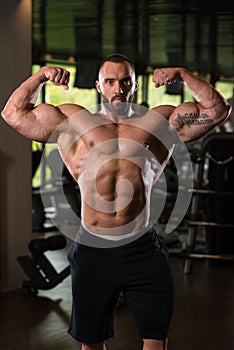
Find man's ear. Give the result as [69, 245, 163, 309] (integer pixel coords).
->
[134, 80, 139, 92]
[95, 80, 101, 93]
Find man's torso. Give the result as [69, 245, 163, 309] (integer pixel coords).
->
[57, 108, 174, 234]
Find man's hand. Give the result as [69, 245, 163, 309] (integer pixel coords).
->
[42, 66, 70, 90]
[152, 67, 181, 88]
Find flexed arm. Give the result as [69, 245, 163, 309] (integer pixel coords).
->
[152, 67, 231, 142]
[1, 66, 78, 142]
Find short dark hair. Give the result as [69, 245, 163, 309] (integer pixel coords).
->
[99, 54, 136, 74]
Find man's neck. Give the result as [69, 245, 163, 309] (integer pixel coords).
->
[99, 103, 134, 122]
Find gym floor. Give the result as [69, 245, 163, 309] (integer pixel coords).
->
[1, 234, 234, 350]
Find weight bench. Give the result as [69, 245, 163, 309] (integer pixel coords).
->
[17, 235, 70, 295]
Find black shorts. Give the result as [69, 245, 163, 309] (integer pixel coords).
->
[67, 227, 174, 344]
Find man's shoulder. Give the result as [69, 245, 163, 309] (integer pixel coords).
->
[58, 103, 86, 117]
[151, 104, 175, 119]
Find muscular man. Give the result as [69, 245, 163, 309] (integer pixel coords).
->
[1, 54, 231, 350]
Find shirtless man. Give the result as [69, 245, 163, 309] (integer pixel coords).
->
[1, 54, 230, 350]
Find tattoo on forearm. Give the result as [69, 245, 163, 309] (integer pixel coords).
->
[175, 112, 214, 128]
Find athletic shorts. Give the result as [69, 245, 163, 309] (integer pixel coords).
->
[67, 226, 174, 344]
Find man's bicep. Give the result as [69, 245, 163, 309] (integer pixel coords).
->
[14, 103, 66, 142]
[169, 102, 216, 142]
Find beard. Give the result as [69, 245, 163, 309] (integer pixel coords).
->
[100, 92, 135, 116]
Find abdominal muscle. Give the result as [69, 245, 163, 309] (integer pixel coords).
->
[78, 157, 153, 236]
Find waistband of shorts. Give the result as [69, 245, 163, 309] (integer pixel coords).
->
[75, 224, 155, 249]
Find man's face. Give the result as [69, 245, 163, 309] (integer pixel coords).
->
[95, 61, 138, 113]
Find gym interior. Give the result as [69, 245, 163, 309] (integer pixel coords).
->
[0, 1, 234, 349]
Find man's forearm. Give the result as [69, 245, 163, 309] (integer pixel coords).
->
[177, 68, 229, 111]
[8, 68, 47, 111]
[1, 69, 47, 128]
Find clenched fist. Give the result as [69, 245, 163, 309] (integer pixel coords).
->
[152, 67, 181, 88]
[41, 66, 70, 90]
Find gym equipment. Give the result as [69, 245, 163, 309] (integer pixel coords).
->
[17, 235, 70, 295]
[32, 148, 81, 232]
[183, 132, 234, 273]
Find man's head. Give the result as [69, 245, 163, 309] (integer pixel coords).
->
[98, 54, 136, 77]
[96, 54, 138, 112]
